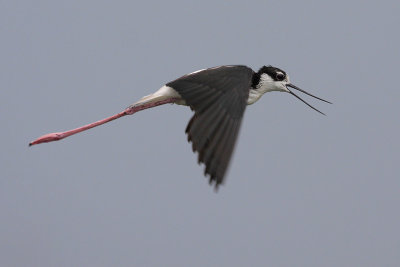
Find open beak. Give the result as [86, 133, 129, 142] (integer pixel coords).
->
[286, 83, 332, 115]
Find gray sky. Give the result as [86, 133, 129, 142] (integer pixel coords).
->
[1, 1, 400, 266]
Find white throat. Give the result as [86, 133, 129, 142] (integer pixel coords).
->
[247, 73, 289, 105]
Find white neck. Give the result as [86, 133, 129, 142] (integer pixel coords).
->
[247, 73, 289, 105]
[247, 89, 265, 105]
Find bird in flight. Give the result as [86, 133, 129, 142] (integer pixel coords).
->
[30, 65, 331, 189]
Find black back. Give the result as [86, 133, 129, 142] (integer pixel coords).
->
[167, 65, 254, 188]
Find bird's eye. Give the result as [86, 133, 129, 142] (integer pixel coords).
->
[276, 72, 285, 81]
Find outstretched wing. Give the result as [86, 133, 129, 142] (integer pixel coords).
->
[166, 65, 254, 188]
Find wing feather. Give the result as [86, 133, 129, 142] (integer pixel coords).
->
[166, 65, 253, 187]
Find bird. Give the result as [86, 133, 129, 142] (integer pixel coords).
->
[29, 65, 331, 189]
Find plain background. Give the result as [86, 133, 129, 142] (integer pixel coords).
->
[1, 1, 399, 266]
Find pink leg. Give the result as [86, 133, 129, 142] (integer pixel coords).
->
[29, 98, 179, 146]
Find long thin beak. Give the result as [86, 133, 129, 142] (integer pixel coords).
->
[286, 83, 332, 115]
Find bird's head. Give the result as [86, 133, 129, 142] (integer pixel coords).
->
[252, 65, 331, 114]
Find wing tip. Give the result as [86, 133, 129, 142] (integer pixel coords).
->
[206, 170, 225, 191]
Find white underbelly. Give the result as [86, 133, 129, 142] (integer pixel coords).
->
[132, 85, 187, 107]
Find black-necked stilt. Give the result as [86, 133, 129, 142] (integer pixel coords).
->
[30, 65, 331, 188]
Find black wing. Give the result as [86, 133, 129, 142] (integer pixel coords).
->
[166, 65, 254, 188]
